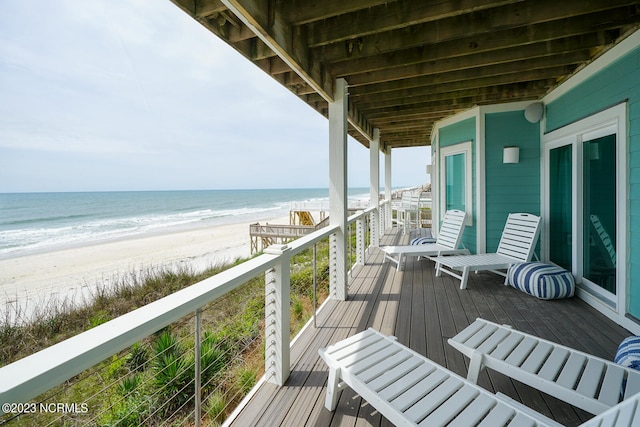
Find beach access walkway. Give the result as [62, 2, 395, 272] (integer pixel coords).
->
[249, 210, 333, 254]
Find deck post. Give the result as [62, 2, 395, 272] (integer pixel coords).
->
[264, 244, 291, 386]
[370, 128, 380, 246]
[385, 148, 392, 231]
[329, 78, 348, 300]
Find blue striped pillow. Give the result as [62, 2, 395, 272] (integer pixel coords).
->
[410, 237, 436, 245]
[507, 262, 575, 300]
[615, 336, 640, 371]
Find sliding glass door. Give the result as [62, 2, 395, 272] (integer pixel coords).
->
[544, 103, 626, 312]
[549, 145, 572, 270]
[583, 135, 617, 294]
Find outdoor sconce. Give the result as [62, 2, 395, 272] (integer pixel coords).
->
[503, 146, 520, 164]
[524, 102, 544, 123]
[426, 164, 432, 175]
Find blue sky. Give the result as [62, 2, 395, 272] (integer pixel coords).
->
[0, 0, 431, 193]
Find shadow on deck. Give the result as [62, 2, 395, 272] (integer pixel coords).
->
[229, 230, 631, 427]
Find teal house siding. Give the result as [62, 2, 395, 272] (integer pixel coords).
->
[546, 45, 640, 318]
[439, 117, 476, 253]
[484, 112, 541, 253]
[440, 118, 476, 148]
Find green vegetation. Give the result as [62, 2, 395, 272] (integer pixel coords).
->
[0, 239, 331, 426]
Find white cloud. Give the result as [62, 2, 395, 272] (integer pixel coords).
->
[0, 0, 429, 193]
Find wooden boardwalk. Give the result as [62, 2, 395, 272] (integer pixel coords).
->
[229, 230, 631, 426]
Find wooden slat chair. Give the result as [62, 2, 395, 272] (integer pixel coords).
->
[430, 213, 541, 289]
[581, 391, 640, 426]
[319, 327, 640, 426]
[398, 192, 421, 234]
[381, 209, 469, 271]
[449, 318, 640, 416]
[589, 214, 617, 290]
[319, 328, 563, 427]
[391, 192, 412, 226]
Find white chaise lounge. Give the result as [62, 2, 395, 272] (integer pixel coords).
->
[430, 212, 541, 289]
[381, 209, 469, 271]
[319, 328, 562, 426]
[318, 327, 640, 426]
[449, 318, 640, 415]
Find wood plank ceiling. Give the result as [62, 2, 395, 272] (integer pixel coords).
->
[171, 0, 640, 149]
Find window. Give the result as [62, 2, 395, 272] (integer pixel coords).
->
[440, 141, 472, 225]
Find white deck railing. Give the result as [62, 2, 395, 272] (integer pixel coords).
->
[0, 203, 389, 425]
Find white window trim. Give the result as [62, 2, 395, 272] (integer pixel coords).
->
[440, 141, 473, 226]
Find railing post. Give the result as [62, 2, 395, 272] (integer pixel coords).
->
[356, 215, 365, 265]
[264, 244, 291, 386]
[369, 209, 379, 248]
[194, 309, 202, 427]
[313, 243, 317, 328]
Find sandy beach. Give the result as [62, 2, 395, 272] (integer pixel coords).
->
[0, 216, 289, 315]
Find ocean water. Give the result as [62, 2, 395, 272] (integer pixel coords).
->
[0, 188, 371, 259]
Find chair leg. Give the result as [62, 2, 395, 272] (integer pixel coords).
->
[467, 351, 484, 384]
[460, 267, 470, 290]
[325, 367, 342, 411]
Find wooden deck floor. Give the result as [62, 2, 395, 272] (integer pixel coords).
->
[229, 230, 632, 427]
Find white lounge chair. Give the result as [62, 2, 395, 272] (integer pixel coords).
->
[430, 212, 541, 289]
[319, 328, 562, 426]
[381, 209, 469, 271]
[319, 327, 640, 426]
[449, 318, 640, 415]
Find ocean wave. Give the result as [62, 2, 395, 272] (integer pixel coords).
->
[0, 189, 371, 258]
[0, 205, 288, 258]
[0, 213, 93, 228]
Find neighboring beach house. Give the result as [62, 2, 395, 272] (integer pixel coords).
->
[3, 2, 640, 425]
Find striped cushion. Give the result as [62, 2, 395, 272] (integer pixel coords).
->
[507, 262, 575, 300]
[615, 336, 640, 371]
[410, 237, 436, 245]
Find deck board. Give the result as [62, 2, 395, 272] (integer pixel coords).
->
[228, 229, 632, 427]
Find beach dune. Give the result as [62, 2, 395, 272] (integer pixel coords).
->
[0, 216, 288, 313]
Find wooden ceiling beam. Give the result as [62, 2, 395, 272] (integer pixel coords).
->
[306, 0, 523, 47]
[317, 1, 638, 62]
[345, 50, 590, 87]
[220, 0, 332, 100]
[356, 83, 551, 111]
[327, 17, 624, 76]
[348, 66, 571, 99]
[192, 0, 227, 17]
[351, 77, 556, 106]
[381, 134, 433, 148]
[286, 0, 399, 25]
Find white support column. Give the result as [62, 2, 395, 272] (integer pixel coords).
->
[369, 128, 380, 246]
[385, 148, 392, 231]
[329, 78, 348, 301]
[264, 244, 291, 386]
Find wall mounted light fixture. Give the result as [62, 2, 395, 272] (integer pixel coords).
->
[503, 146, 520, 164]
[524, 102, 544, 123]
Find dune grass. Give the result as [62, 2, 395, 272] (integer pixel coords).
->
[0, 241, 330, 426]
